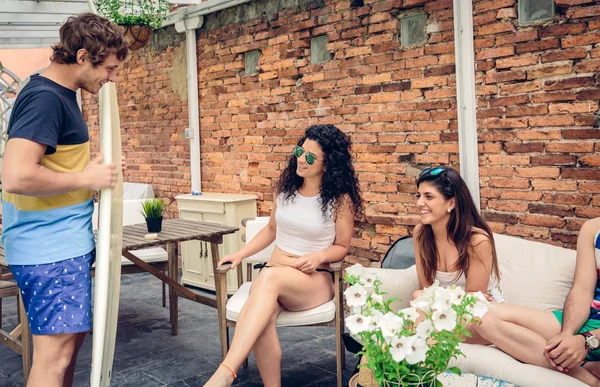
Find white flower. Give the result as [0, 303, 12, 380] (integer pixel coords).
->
[432, 287, 453, 311]
[422, 280, 440, 296]
[405, 336, 429, 364]
[389, 336, 413, 362]
[370, 293, 384, 304]
[346, 314, 371, 335]
[415, 319, 433, 339]
[399, 307, 419, 323]
[344, 284, 368, 308]
[467, 291, 490, 319]
[448, 286, 466, 305]
[345, 263, 366, 277]
[359, 272, 377, 292]
[380, 312, 405, 343]
[410, 296, 432, 313]
[367, 309, 383, 332]
[432, 307, 457, 332]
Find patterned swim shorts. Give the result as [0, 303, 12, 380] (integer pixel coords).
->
[10, 250, 95, 335]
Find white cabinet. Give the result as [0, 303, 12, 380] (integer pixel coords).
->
[176, 193, 258, 293]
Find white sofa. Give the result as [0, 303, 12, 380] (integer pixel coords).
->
[368, 233, 588, 387]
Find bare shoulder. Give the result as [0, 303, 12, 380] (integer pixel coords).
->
[470, 227, 492, 248]
[580, 217, 600, 237]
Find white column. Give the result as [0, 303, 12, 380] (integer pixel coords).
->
[453, 0, 481, 211]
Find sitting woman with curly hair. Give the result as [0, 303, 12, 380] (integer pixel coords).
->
[204, 124, 364, 387]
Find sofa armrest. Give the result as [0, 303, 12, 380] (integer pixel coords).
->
[365, 266, 420, 311]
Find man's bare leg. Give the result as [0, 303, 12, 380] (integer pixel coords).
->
[27, 332, 84, 387]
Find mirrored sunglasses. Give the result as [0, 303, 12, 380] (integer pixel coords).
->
[420, 167, 445, 177]
[293, 146, 317, 165]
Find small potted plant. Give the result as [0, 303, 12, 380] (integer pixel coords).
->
[94, 0, 171, 50]
[141, 198, 167, 233]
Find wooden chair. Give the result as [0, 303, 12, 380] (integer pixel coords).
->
[0, 280, 32, 384]
[215, 217, 345, 387]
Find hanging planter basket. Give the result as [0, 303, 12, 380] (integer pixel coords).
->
[121, 25, 152, 50]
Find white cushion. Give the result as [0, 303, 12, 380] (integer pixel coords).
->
[226, 282, 335, 327]
[245, 217, 274, 263]
[494, 233, 576, 311]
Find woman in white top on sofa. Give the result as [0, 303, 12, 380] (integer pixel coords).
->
[204, 124, 364, 387]
[413, 167, 504, 343]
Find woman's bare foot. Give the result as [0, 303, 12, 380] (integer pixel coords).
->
[203, 364, 236, 387]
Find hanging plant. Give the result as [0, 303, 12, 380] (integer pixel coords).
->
[94, 0, 171, 50]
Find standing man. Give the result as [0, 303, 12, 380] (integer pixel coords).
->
[1, 13, 128, 387]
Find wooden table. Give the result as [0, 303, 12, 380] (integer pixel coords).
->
[0, 218, 238, 335]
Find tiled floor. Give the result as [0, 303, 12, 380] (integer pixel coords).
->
[0, 273, 356, 386]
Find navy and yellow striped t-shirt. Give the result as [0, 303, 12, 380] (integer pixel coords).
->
[2, 75, 95, 265]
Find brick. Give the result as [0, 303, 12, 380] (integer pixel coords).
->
[516, 167, 561, 178]
[487, 118, 528, 129]
[532, 180, 577, 191]
[529, 116, 575, 127]
[487, 155, 530, 165]
[476, 46, 515, 60]
[529, 203, 575, 217]
[485, 70, 526, 83]
[474, 0, 516, 13]
[575, 59, 600, 73]
[579, 155, 600, 166]
[520, 214, 566, 229]
[505, 105, 548, 117]
[488, 178, 530, 189]
[566, 5, 600, 19]
[496, 31, 538, 46]
[577, 90, 600, 100]
[490, 95, 530, 107]
[496, 8, 517, 19]
[575, 207, 600, 219]
[479, 166, 515, 177]
[411, 76, 448, 88]
[516, 38, 559, 54]
[362, 73, 392, 85]
[531, 155, 577, 166]
[499, 81, 543, 95]
[549, 102, 598, 114]
[477, 22, 516, 36]
[531, 91, 578, 103]
[496, 55, 539, 69]
[483, 212, 519, 224]
[562, 168, 600, 180]
[527, 64, 573, 80]
[539, 23, 587, 38]
[487, 200, 529, 212]
[500, 190, 543, 201]
[580, 183, 600, 193]
[541, 48, 588, 63]
[507, 225, 551, 239]
[563, 32, 600, 48]
[543, 193, 590, 206]
[546, 142, 594, 153]
[564, 129, 600, 139]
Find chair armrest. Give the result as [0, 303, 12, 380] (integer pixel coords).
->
[216, 264, 231, 274]
[329, 260, 343, 272]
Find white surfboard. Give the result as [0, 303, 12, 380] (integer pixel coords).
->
[90, 81, 123, 387]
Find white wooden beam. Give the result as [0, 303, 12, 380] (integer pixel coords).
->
[453, 0, 481, 211]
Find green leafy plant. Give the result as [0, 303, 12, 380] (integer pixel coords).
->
[344, 264, 490, 386]
[140, 198, 166, 219]
[95, 0, 171, 29]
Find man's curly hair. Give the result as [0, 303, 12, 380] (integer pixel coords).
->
[276, 124, 364, 220]
[51, 13, 128, 66]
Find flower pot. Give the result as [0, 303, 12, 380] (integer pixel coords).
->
[121, 25, 152, 50]
[145, 217, 162, 233]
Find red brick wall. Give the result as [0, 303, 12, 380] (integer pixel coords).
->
[82, 0, 600, 264]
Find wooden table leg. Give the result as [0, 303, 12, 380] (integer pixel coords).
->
[211, 242, 229, 358]
[168, 243, 179, 335]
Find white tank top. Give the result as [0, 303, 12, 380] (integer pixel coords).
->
[275, 192, 336, 256]
[436, 270, 505, 303]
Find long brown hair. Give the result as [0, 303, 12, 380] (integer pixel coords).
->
[415, 168, 500, 284]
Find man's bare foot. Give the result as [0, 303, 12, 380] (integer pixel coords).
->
[203, 364, 236, 387]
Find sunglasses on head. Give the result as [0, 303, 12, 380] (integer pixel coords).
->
[419, 167, 445, 177]
[293, 146, 317, 165]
